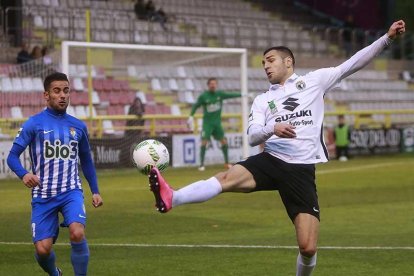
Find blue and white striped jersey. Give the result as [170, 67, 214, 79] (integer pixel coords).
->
[13, 108, 92, 198]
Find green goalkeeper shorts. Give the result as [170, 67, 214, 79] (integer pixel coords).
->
[201, 123, 225, 141]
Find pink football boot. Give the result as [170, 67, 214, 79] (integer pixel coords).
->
[149, 167, 173, 213]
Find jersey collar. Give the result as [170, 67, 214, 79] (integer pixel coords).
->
[269, 73, 299, 91]
[45, 107, 67, 117]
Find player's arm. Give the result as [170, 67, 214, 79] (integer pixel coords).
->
[7, 144, 40, 188]
[317, 20, 405, 91]
[7, 119, 40, 188]
[187, 95, 203, 130]
[79, 126, 103, 208]
[221, 91, 241, 99]
[248, 97, 296, 146]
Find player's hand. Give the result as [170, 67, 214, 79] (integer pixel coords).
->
[387, 20, 405, 39]
[274, 123, 296, 138]
[187, 116, 194, 131]
[92, 194, 103, 208]
[22, 173, 40, 188]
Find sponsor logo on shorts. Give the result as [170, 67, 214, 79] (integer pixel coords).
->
[313, 207, 319, 213]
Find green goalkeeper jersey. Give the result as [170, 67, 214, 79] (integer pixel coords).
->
[190, 90, 241, 124]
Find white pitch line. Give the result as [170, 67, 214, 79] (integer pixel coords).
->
[1, 242, 413, 250]
[316, 161, 412, 175]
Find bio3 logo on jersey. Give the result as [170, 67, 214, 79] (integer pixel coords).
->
[44, 140, 78, 160]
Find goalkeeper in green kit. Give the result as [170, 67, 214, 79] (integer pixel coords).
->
[187, 78, 241, 171]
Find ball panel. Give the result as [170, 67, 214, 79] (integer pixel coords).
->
[132, 139, 169, 175]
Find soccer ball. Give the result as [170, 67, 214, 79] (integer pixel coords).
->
[132, 139, 169, 175]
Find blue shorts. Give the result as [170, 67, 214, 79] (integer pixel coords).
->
[31, 189, 86, 243]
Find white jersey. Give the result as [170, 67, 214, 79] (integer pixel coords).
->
[248, 34, 392, 164]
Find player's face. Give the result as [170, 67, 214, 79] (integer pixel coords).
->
[207, 80, 217, 92]
[44, 80, 70, 113]
[262, 50, 292, 85]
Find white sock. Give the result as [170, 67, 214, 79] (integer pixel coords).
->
[172, 177, 222, 207]
[296, 253, 317, 276]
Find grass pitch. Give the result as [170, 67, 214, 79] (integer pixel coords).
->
[1, 154, 414, 275]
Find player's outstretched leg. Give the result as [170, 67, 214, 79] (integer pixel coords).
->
[149, 167, 224, 213]
[149, 167, 174, 213]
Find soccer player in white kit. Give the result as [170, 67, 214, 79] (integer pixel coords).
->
[149, 20, 405, 275]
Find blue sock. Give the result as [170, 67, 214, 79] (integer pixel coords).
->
[71, 239, 89, 276]
[35, 251, 59, 276]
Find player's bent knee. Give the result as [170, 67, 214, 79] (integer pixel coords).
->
[299, 245, 317, 257]
[69, 224, 85, 242]
[35, 242, 53, 256]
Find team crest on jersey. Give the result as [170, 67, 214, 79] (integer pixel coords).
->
[70, 127, 77, 138]
[268, 100, 278, 114]
[296, 80, 306, 90]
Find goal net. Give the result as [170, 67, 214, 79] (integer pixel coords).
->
[61, 41, 253, 169]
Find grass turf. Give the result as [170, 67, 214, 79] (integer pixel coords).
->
[0, 154, 413, 275]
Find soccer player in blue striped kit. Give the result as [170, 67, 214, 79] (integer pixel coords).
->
[7, 72, 103, 276]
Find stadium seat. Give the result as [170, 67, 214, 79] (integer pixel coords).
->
[120, 80, 131, 91]
[151, 78, 162, 91]
[21, 78, 34, 92]
[136, 91, 147, 104]
[102, 79, 114, 92]
[184, 78, 195, 91]
[11, 106, 23, 118]
[168, 78, 179, 91]
[73, 77, 85, 92]
[66, 105, 76, 117]
[34, 15, 44, 27]
[11, 78, 24, 92]
[170, 104, 181, 115]
[92, 91, 100, 105]
[103, 120, 115, 135]
[1, 78, 13, 92]
[70, 92, 89, 105]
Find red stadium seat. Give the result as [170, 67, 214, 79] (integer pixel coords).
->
[102, 79, 113, 92]
[93, 79, 104, 92]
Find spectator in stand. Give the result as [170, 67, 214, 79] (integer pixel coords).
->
[41, 46, 52, 65]
[342, 15, 355, 57]
[155, 7, 168, 31]
[145, 0, 156, 19]
[334, 115, 350, 161]
[134, 0, 147, 20]
[30, 45, 42, 60]
[125, 97, 146, 138]
[16, 42, 32, 64]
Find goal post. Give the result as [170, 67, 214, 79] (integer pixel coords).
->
[61, 41, 250, 161]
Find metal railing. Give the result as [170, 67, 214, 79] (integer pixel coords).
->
[0, 111, 413, 140]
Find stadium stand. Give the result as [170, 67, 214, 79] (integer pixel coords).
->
[0, 0, 413, 138]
